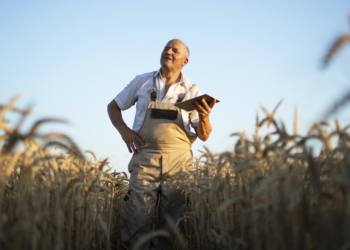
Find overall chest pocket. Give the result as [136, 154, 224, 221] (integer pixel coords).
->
[148, 108, 182, 143]
[150, 109, 177, 120]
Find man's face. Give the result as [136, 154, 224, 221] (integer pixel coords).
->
[160, 40, 189, 71]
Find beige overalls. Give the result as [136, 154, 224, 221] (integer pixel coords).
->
[120, 75, 197, 250]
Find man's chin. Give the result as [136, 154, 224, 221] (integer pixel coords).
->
[161, 62, 172, 69]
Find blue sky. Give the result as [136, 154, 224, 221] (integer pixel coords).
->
[1, 0, 350, 172]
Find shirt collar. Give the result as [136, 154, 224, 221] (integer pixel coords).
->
[155, 68, 188, 87]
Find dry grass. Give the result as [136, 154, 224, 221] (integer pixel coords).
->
[0, 95, 128, 250]
[176, 104, 350, 250]
[323, 14, 350, 66]
[323, 34, 350, 66]
[322, 14, 350, 118]
[2, 96, 350, 250]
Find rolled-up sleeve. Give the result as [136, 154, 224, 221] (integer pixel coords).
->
[114, 76, 139, 111]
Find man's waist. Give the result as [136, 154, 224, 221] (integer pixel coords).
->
[139, 142, 191, 150]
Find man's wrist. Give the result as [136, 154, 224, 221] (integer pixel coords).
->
[115, 121, 129, 133]
[199, 116, 210, 123]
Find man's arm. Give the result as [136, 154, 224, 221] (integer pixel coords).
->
[193, 98, 216, 141]
[107, 100, 144, 154]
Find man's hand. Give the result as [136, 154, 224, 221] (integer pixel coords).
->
[118, 126, 144, 154]
[193, 98, 216, 141]
[193, 98, 216, 120]
[107, 100, 144, 154]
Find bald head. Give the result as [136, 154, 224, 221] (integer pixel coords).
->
[167, 39, 190, 58]
[160, 39, 190, 72]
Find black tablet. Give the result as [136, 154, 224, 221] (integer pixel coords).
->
[174, 94, 220, 112]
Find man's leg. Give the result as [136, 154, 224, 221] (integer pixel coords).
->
[156, 177, 186, 250]
[156, 150, 191, 250]
[120, 151, 162, 250]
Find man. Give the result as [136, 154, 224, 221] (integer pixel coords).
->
[107, 39, 215, 250]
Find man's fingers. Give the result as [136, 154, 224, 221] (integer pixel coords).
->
[124, 138, 137, 154]
[195, 100, 206, 111]
[126, 143, 132, 153]
[135, 134, 145, 145]
[121, 128, 143, 153]
[132, 134, 143, 153]
[194, 101, 206, 113]
[127, 141, 137, 154]
[201, 98, 210, 111]
[210, 98, 216, 109]
[133, 141, 141, 153]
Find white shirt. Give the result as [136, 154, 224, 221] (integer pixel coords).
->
[115, 70, 202, 137]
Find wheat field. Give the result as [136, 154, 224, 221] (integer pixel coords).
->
[1, 94, 350, 250]
[0, 95, 127, 249]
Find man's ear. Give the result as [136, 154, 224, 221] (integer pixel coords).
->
[182, 58, 189, 66]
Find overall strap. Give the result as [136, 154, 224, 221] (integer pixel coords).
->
[150, 72, 197, 103]
[183, 83, 197, 101]
[176, 83, 197, 103]
[150, 71, 157, 102]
